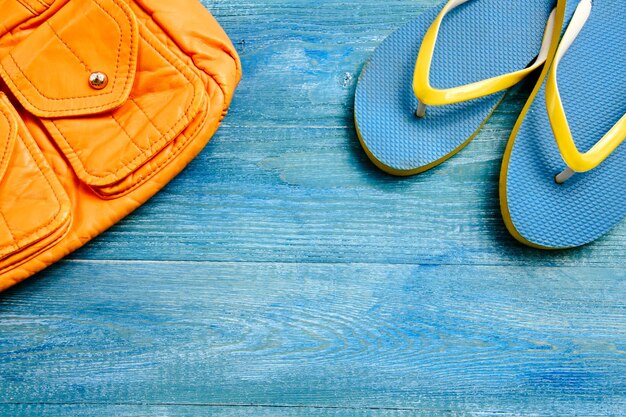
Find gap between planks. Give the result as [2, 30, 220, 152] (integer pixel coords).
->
[0, 401, 516, 414]
[61, 258, 622, 269]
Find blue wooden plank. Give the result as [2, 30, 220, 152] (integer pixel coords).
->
[0, 404, 424, 417]
[1, 261, 624, 415]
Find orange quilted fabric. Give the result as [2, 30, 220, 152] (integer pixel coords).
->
[0, 0, 241, 291]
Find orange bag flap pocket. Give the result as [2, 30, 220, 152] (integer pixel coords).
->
[1, 0, 205, 191]
[0, 0, 138, 118]
[0, 95, 71, 267]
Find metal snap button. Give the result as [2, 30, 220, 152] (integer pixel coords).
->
[89, 72, 108, 90]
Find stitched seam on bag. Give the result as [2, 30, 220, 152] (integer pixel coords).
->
[47, 21, 92, 73]
[0, 102, 19, 249]
[23, 0, 49, 12]
[49, 25, 198, 182]
[130, 97, 165, 137]
[15, 0, 37, 15]
[33, 0, 49, 8]
[0, 109, 13, 182]
[110, 111, 152, 155]
[1, 0, 133, 112]
[0, 106, 18, 249]
[0, 132, 64, 252]
[23, 0, 50, 11]
[100, 96, 211, 197]
[0, 212, 18, 250]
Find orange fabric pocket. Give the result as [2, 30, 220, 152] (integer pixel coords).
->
[1, 0, 206, 196]
[0, 94, 71, 274]
[0, 0, 138, 117]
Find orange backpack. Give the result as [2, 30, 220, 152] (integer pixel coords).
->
[0, 0, 241, 291]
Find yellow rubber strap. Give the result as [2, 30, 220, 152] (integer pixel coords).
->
[546, 0, 626, 174]
[413, 0, 557, 106]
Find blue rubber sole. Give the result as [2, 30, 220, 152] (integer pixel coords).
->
[355, 0, 556, 175]
[502, 0, 626, 249]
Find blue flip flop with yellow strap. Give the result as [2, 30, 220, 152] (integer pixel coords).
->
[501, 0, 626, 249]
[354, 0, 560, 175]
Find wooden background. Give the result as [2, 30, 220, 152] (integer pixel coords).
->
[1, 0, 625, 415]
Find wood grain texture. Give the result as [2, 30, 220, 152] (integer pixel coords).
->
[1, 0, 625, 416]
[0, 404, 446, 417]
[1, 261, 625, 415]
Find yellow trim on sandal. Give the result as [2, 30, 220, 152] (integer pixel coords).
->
[545, 0, 626, 174]
[413, 0, 557, 107]
[499, 0, 573, 250]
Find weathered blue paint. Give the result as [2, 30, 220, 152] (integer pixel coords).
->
[0, 1, 624, 416]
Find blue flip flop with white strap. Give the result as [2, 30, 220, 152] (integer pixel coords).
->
[354, 0, 559, 175]
[501, 0, 626, 249]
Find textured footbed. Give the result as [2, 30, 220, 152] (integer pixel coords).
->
[354, 0, 555, 174]
[502, 0, 626, 249]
